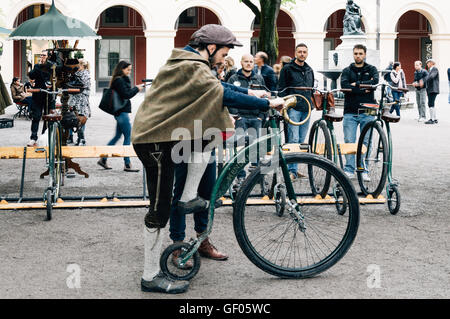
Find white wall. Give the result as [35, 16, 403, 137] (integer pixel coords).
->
[1, 0, 449, 92]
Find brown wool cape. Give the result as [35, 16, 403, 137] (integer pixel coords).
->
[131, 49, 234, 144]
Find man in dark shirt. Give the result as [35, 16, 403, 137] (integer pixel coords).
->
[412, 61, 428, 122]
[341, 44, 390, 180]
[278, 43, 315, 179]
[27, 50, 54, 146]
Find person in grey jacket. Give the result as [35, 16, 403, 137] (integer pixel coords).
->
[425, 59, 440, 124]
[227, 53, 267, 185]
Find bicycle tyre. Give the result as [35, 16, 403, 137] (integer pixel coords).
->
[160, 242, 201, 281]
[387, 184, 401, 215]
[233, 153, 359, 279]
[46, 189, 52, 221]
[308, 120, 332, 197]
[356, 121, 388, 197]
[52, 124, 63, 199]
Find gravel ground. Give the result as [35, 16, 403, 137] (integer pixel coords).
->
[0, 92, 449, 299]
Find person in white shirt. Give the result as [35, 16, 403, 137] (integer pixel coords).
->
[389, 62, 406, 116]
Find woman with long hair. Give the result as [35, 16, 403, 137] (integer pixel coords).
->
[98, 60, 144, 172]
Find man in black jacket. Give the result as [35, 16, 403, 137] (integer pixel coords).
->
[425, 59, 440, 124]
[341, 44, 395, 179]
[227, 53, 267, 184]
[278, 43, 315, 178]
[27, 50, 55, 147]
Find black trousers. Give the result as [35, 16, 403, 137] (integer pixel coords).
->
[427, 92, 438, 108]
[134, 142, 176, 229]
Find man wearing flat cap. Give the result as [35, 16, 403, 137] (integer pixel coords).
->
[424, 59, 440, 124]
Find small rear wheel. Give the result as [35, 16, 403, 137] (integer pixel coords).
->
[334, 185, 348, 216]
[308, 120, 332, 197]
[160, 242, 201, 281]
[274, 184, 287, 217]
[387, 184, 401, 215]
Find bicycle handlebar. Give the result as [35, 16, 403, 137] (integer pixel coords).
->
[28, 88, 81, 94]
[359, 83, 409, 93]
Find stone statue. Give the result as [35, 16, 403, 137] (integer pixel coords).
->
[343, 0, 364, 35]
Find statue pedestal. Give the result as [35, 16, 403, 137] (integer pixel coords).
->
[328, 35, 380, 71]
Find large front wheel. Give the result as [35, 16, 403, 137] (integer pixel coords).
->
[356, 121, 388, 197]
[233, 153, 360, 279]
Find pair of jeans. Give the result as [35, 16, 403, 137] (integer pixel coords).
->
[21, 96, 33, 113]
[416, 89, 427, 119]
[234, 117, 262, 179]
[105, 112, 132, 165]
[169, 150, 216, 242]
[30, 101, 45, 141]
[287, 109, 310, 174]
[343, 113, 374, 174]
[390, 91, 403, 116]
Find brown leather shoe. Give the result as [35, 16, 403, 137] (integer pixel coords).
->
[197, 237, 228, 261]
[171, 247, 194, 270]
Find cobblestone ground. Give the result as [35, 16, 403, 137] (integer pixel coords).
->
[0, 92, 449, 299]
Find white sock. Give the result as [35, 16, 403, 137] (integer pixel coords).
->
[430, 108, 436, 120]
[142, 226, 165, 281]
[180, 152, 211, 203]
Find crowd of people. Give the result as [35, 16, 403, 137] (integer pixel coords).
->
[1, 22, 449, 295]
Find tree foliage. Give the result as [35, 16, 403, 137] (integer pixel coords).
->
[240, 0, 297, 65]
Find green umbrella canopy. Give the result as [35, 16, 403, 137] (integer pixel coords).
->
[8, 0, 100, 40]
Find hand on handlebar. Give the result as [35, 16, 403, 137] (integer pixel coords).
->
[249, 89, 271, 99]
[269, 97, 285, 112]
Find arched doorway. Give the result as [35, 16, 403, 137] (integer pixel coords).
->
[95, 5, 146, 90]
[323, 9, 365, 69]
[395, 11, 432, 83]
[174, 7, 220, 48]
[252, 10, 296, 63]
[12, 3, 52, 82]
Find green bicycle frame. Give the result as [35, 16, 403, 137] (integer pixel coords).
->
[180, 109, 301, 263]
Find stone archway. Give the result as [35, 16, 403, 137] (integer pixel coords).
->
[251, 10, 296, 63]
[174, 7, 221, 48]
[11, 3, 56, 80]
[395, 11, 432, 83]
[94, 5, 146, 89]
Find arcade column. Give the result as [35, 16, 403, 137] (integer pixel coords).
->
[229, 30, 253, 62]
[144, 30, 176, 80]
[379, 32, 398, 69]
[0, 39, 14, 87]
[429, 33, 450, 93]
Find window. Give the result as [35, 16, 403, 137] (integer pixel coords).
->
[177, 7, 197, 28]
[101, 6, 128, 27]
[98, 39, 131, 79]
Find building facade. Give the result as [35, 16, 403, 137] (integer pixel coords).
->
[0, 0, 449, 92]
